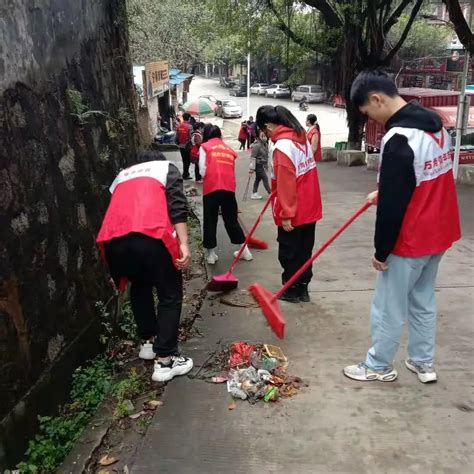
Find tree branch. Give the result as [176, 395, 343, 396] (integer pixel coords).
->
[302, 0, 342, 28]
[383, 0, 413, 34]
[384, 0, 424, 63]
[265, 0, 318, 50]
[443, 0, 474, 55]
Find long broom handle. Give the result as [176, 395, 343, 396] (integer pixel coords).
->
[228, 191, 276, 274]
[274, 201, 372, 300]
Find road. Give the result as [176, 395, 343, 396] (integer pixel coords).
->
[187, 76, 349, 147]
[131, 125, 474, 472]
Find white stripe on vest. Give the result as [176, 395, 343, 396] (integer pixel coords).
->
[110, 160, 170, 194]
[379, 127, 452, 186]
[273, 138, 316, 178]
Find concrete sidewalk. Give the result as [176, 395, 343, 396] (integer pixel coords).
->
[131, 146, 474, 473]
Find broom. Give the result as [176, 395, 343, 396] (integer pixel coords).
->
[249, 202, 372, 339]
[238, 215, 269, 250]
[207, 192, 275, 292]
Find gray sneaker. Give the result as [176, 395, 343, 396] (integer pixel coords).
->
[405, 359, 437, 383]
[343, 362, 398, 382]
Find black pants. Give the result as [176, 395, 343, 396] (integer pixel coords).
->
[203, 190, 245, 249]
[238, 139, 246, 150]
[277, 222, 316, 287]
[253, 165, 271, 194]
[180, 146, 191, 178]
[104, 233, 183, 357]
[194, 161, 202, 181]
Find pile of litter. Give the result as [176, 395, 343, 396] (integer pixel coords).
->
[193, 342, 305, 404]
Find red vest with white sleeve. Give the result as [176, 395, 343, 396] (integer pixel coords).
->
[201, 138, 238, 196]
[97, 160, 180, 262]
[379, 127, 461, 257]
[271, 138, 322, 226]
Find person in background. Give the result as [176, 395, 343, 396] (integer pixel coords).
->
[343, 69, 460, 384]
[247, 116, 256, 148]
[238, 121, 248, 150]
[256, 105, 322, 303]
[249, 129, 271, 200]
[306, 114, 322, 162]
[190, 122, 204, 184]
[199, 124, 253, 264]
[176, 112, 193, 180]
[97, 149, 193, 383]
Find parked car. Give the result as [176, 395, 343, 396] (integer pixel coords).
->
[229, 84, 247, 97]
[265, 83, 291, 98]
[199, 94, 218, 104]
[219, 77, 235, 88]
[215, 99, 243, 119]
[291, 85, 326, 103]
[250, 83, 269, 95]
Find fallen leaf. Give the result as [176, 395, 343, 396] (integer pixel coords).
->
[145, 400, 164, 410]
[99, 455, 118, 466]
[228, 402, 237, 410]
[129, 411, 145, 420]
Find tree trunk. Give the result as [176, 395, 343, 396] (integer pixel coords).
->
[443, 0, 474, 55]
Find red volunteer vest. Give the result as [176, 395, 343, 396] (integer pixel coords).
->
[271, 139, 322, 226]
[379, 127, 461, 257]
[97, 160, 180, 264]
[307, 126, 322, 162]
[201, 138, 238, 196]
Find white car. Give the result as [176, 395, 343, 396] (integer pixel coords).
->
[265, 84, 291, 98]
[250, 83, 269, 95]
[215, 100, 242, 119]
[291, 85, 326, 103]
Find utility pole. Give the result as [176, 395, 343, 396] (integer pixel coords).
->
[247, 41, 251, 119]
[453, 2, 472, 180]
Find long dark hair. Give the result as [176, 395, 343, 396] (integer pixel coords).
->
[256, 105, 304, 135]
[202, 123, 222, 142]
[307, 113, 320, 131]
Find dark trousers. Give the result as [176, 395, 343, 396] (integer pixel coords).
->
[180, 146, 191, 178]
[194, 161, 202, 181]
[247, 136, 255, 149]
[277, 222, 316, 287]
[238, 139, 246, 150]
[105, 233, 183, 357]
[253, 165, 271, 194]
[203, 190, 245, 249]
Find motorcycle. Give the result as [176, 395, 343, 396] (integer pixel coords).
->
[299, 99, 308, 111]
[155, 125, 176, 145]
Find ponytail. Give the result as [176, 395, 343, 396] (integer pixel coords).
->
[256, 105, 304, 135]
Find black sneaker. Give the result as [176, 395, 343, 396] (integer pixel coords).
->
[298, 284, 310, 303]
[278, 287, 300, 304]
[183, 175, 192, 180]
[152, 355, 193, 382]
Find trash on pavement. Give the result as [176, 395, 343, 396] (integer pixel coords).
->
[205, 342, 305, 405]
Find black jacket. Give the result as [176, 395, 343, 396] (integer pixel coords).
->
[166, 162, 189, 224]
[375, 101, 442, 262]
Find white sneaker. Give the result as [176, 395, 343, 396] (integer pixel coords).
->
[343, 362, 398, 382]
[205, 248, 218, 265]
[251, 193, 263, 200]
[139, 341, 156, 360]
[152, 355, 194, 382]
[233, 245, 253, 261]
[405, 359, 437, 383]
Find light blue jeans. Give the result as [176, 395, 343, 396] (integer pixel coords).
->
[365, 253, 444, 370]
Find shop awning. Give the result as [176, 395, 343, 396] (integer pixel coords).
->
[169, 73, 194, 86]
